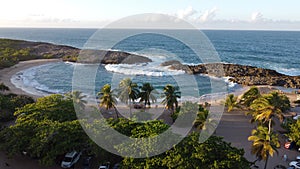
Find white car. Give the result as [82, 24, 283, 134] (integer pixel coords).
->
[99, 162, 110, 169]
[290, 161, 300, 169]
[61, 150, 82, 168]
[293, 115, 300, 120]
[297, 155, 300, 161]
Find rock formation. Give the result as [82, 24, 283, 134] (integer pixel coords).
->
[163, 60, 300, 89]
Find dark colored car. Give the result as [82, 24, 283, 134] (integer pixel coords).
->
[113, 163, 120, 169]
[82, 157, 92, 169]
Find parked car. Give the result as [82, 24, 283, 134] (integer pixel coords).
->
[98, 162, 110, 169]
[61, 150, 82, 168]
[285, 141, 296, 149]
[82, 156, 92, 169]
[289, 161, 300, 169]
[112, 163, 120, 169]
[293, 115, 300, 120]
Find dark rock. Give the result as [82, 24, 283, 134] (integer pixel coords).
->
[162, 60, 300, 89]
[78, 50, 151, 64]
[160, 60, 182, 66]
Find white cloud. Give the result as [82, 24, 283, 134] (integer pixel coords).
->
[176, 6, 197, 20]
[175, 6, 218, 23]
[251, 12, 264, 22]
[199, 7, 218, 22]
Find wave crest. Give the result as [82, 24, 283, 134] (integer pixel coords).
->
[105, 63, 185, 76]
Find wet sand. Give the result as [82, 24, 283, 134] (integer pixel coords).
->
[0, 59, 61, 99]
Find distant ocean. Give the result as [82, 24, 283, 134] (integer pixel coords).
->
[1, 28, 299, 99]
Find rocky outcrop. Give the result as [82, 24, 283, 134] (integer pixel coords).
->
[77, 49, 151, 64]
[163, 60, 300, 88]
[0, 39, 151, 66]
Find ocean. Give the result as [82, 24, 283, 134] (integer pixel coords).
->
[1, 28, 299, 100]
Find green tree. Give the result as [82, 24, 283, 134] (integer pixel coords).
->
[225, 94, 238, 112]
[0, 94, 34, 121]
[64, 91, 87, 111]
[264, 91, 290, 113]
[161, 84, 181, 112]
[193, 104, 216, 132]
[286, 120, 300, 147]
[240, 86, 260, 107]
[248, 126, 280, 169]
[139, 83, 157, 108]
[14, 94, 77, 122]
[0, 94, 100, 166]
[98, 84, 119, 118]
[121, 132, 250, 169]
[249, 96, 284, 133]
[117, 78, 139, 115]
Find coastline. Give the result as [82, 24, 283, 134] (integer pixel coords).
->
[0, 59, 299, 169]
[0, 59, 294, 102]
[0, 59, 62, 99]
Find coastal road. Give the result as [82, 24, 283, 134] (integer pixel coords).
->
[217, 109, 299, 169]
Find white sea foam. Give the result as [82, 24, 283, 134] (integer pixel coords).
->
[224, 77, 236, 88]
[11, 63, 63, 96]
[105, 62, 185, 76]
[276, 67, 300, 76]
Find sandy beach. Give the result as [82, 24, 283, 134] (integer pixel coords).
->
[0, 59, 62, 99]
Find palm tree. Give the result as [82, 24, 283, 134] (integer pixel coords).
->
[225, 94, 238, 112]
[64, 91, 87, 111]
[240, 86, 261, 107]
[193, 104, 216, 132]
[264, 92, 290, 113]
[249, 96, 284, 133]
[117, 78, 139, 115]
[139, 83, 157, 108]
[248, 126, 280, 169]
[161, 84, 181, 112]
[97, 84, 119, 118]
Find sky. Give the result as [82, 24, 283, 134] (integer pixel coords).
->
[0, 0, 300, 30]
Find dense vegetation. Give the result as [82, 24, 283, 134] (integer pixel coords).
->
[0, 39, 78, 69]
[0, 39, 31, 68]
[121, 133, 250, 169]
[286, 120, 300, 147]
[0, 79, 252, 168]
[0, 83, 34, 121]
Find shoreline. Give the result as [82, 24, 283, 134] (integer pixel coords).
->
[0, 59, 62, 99]
[0, 59, 299, 169]
[0, 59, 297, 102]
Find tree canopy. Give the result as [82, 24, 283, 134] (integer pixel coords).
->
[121, 132, 250, 169]
[162, 84, 181, 111]
[286, 120, 300, 147]
[0, 94, 99, 166]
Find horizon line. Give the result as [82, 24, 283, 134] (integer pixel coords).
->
[0, 26, 300, 32]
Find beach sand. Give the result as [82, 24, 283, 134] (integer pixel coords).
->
[0, 59, 62, 99]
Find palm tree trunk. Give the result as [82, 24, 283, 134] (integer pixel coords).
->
[268, 119, 272, 135]
[264, 154, 269, 169]
[129, 99, 132, 118]
[114, 106, 119, 118]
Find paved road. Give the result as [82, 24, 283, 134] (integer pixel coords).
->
[216, 109, 300, 169]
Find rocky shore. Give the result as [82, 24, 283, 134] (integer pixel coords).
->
[2, 39, 299, 89]
[0, 39, 151, 66]
[163, 60, 300, 89]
